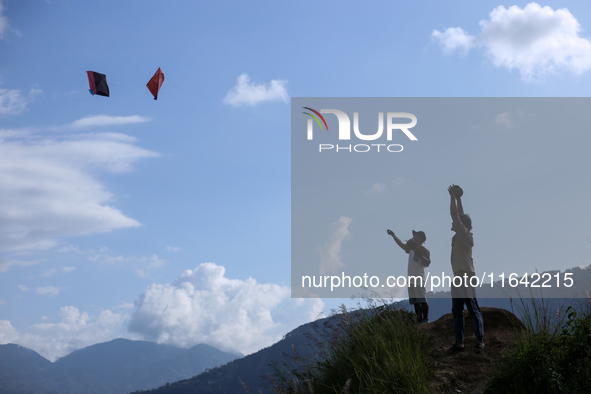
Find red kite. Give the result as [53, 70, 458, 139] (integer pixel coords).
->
[147, 68, 165, 100]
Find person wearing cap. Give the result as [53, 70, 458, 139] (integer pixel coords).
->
[447, 184, 484, 354]
[387, 229, 431, 323]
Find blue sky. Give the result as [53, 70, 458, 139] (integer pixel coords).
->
[1, 0, 591, 361]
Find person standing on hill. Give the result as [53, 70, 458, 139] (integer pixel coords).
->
[387, 229, 431, 323]
[447, 184, 484, 354]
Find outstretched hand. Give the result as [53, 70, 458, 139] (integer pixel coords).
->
[386, 229, 394, 237]
[448, 184, 457, 196]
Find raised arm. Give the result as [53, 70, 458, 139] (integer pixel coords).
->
[448, 185, 462, 226]
[387, 229, 410, 253]
[456, 196, 465, 215]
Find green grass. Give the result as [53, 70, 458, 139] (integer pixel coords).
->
[485, 299, 591, 394]
[242, 294, 591, 394]
[259, 300, 433, 394]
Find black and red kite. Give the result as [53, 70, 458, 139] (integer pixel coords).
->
[146, 67, 164, 100]
[86, 71, 110, 97]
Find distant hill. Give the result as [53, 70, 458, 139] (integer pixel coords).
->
[129, 314, 333, 394]
[0, 344, 57, 394]
[132, 266, 591, 394]
[0, 339, 238, 394]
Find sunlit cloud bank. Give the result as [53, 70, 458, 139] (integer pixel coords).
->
[0, 263, 324, 361]
[129, 262, 324, 355]
[432, 3, 591, 81]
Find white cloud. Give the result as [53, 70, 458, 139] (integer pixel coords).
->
[0, 129, 158, 253]
[0, 320, 19, 344]
[0, 1, 8, 40]
[69, 115, 150, 129]
[41, 266, 76, 277]
[224, 74, 288, 107]
[0, 127, 36, 139]
[36, 286, 63, 297]
[432, 3, 591, 81]
[365, 183, 384, 195]
[495, 112, 514, 128]
[166, 246, 180, 252]
[134, 254, 165, 278]
[18, 284, 28, 291]
[317, 216, 352, 275]
[128, 262, 324, 355]
[88, 254, 127, 264]
[0, 258, 39, 273]
[0, 88, 28, 116]
[57, 245, 80, 253]
[432, 27, 476, 55]
[147, 254, 164, 268]
[28, 88, 42, 98]
[0, 86, 42, 116]
[6, 306, 130, 361]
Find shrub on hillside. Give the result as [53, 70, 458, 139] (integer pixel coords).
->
[257, 301, 433, 394]
[485, 306, 591, 393]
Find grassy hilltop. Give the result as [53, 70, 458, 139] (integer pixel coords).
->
[254, 300, 591, 394]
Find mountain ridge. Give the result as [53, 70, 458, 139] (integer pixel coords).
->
[0, 338, 238, 394]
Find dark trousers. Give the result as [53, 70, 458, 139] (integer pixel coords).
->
[452, 297, 484, 343]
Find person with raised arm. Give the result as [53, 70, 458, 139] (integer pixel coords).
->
[387, 229, 431, 323]
[447, 184, 484, 354]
